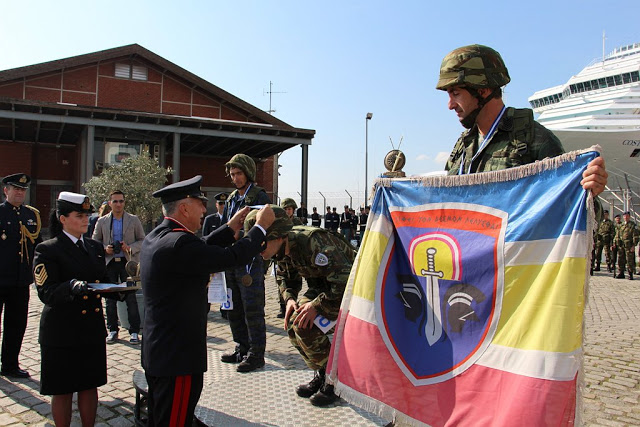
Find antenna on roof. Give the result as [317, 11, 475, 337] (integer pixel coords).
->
[263, 81, 287, 114]
[602, 30, 606, 64]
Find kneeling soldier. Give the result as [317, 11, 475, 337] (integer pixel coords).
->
[245, 207, 356, 406]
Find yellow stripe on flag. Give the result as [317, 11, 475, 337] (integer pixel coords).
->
[493, 258, 586, 353]
[352, 231, 389, 301]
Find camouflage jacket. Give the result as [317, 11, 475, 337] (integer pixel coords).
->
[445, 107, 564, 175]
[280, 226, 356, 320]
[615, 221, 639, 247]
[596, 218, 615, 243]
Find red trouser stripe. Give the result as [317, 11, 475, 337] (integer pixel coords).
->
[169, 375, 192, 427]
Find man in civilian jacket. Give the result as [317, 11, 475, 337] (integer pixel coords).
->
[92, 190, 145, 344]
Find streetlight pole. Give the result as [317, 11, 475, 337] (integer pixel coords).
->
[365, 112, 373, 207]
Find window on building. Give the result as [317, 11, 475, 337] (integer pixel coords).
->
[114, 63, 148, 81]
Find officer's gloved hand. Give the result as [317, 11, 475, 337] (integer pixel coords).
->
[70, 280, 89, 296]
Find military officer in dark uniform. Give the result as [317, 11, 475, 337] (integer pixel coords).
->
[311, 207, 321, 227]
[34, 192, 119, 426]
[202, 192, 228, 235]
[296, 202, 308, 225]
[0, 173, 42, 378]
[141, 175, 274, 426]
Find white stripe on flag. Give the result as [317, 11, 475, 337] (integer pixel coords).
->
[476, 343, 580, 381]
[504, 231, 587, 266]
[347, 295, 377, 324]
[369, 212, 393, 237]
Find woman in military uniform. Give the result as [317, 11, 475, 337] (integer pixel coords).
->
[33, 192, 115, 426]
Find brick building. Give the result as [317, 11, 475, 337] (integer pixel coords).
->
[0, 44, 315, 225]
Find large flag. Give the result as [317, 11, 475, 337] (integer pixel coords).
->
[327, 148, 599, 426]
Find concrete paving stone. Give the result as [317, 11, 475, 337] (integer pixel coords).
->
[603, 408, 624, 416]
[5, 402, 29, 415]
[113, 406, 133, 416]
[31, 403, 51, 416]
[595, 418, 626, 426]
[20, 411, 44, 424]
[105, 416, 133, 426]
[96, 406, 116, 419]
[0, 414, 19, 426]
[99, 399, 122, 408]
[609, 377, 637, 387]
[616, 417, 640, 425]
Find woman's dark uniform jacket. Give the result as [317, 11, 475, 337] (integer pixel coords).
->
[33, 234, 112, 393]
[140, 218, 266, 377]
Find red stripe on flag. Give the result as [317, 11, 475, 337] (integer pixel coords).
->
[335, 315, 576, 426]
[169, 375, 192, 427]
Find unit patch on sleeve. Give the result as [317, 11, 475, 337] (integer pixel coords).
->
[314, 253, 329, 266]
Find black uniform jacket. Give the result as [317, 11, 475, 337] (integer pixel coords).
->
[140, 218, 266, 377]
[34, 234, 110, 347]
[201, 212, 222, 235]
[0, 201, 42, 287]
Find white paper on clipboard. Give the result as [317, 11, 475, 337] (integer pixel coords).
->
[207, 272, 227, 303]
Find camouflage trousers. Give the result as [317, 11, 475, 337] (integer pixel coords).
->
[287, 297, 332, 371]
[225, 257, 266, 355]
[616, 245, 636, 275]
[594, 240, 612, 269]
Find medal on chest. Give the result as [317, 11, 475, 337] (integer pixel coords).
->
[1, 232, 6, 240]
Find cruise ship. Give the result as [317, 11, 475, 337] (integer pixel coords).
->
[528, 42, 640, 212]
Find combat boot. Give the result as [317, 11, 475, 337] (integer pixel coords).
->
[616, 272, 625, 279]
[296, 368, 325, 398]
[310, 383, 339, 407]
[220, 349, 246, 364]
[629, 271, 634, 280]
[237, 352, 265, 373]
[594, 263, 600, 272]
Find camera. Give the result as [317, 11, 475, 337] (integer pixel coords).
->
[112, 240, 122, 253]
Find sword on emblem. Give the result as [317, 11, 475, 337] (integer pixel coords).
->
[420, 247, 444, 346]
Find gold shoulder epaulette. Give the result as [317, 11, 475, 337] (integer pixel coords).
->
[25, 204, 41, 214]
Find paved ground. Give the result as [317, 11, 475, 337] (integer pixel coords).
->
[0, 271, 638, 426]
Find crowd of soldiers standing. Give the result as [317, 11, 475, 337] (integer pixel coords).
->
[592, 210, 640, 280]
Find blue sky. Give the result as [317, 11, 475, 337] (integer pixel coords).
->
[2, 1, 639, 209]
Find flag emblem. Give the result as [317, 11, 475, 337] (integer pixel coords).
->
[377, 205, 506, 384]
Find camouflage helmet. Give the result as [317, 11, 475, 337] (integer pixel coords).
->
[436, 45, 510, 91]
[244, 206, 293, 240]
[225, 153, 256, 183]
[280, 198, 298, 210]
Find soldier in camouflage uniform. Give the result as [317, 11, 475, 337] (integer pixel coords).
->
[274, 198, 303, 318]
[614, 211, 639, 280]
[610, 214, 622, 276]
[220, 154, 272, 372]
[281, 198, 303, 226]
[593, 210, 615, 272]
[437, 45, 607, 196]
[245, 207, 356, 407]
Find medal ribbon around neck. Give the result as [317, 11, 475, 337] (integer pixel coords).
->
[458, 105, 506, 175]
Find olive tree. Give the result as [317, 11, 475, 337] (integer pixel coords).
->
[84, 152, 172, 225]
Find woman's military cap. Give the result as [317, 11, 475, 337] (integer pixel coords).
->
[2, 173, 31, 189]
[153, 175, 209, 204]
[57, 192, 95, 215]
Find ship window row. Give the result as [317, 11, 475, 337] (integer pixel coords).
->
[529, 92, 564, 108]
[530, 70, 640, 108]
[565, 71, 640, 96]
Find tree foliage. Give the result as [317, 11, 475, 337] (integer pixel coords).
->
[84, 152, 172, 225]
